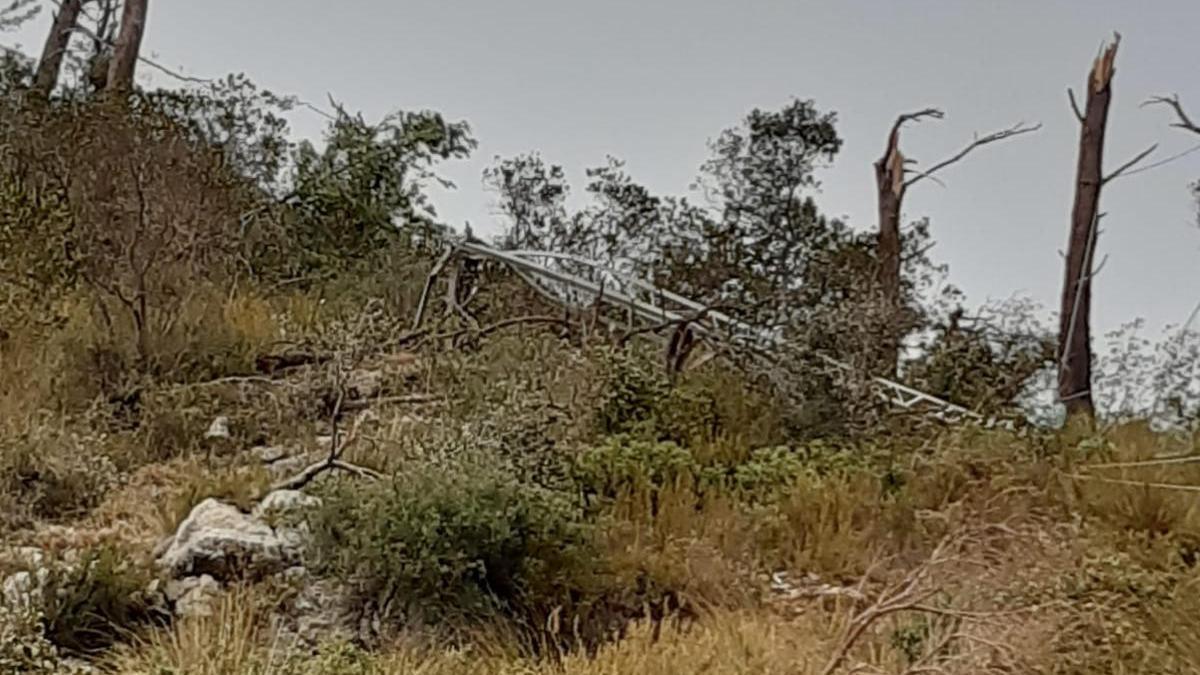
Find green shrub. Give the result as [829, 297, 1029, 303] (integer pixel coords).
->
[0, 424, 123, 527]
[594, 348, 669, 437]
[307, 451, 594, 625]
[574, 436, 853, 507]
[36, 547, 160, 654]
[727, 446, 806, 500]
[573, 436, 705, 502]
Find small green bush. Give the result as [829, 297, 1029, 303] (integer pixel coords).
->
[574, 436, 845, 507]
[0, 424, 123, 526]
[573, 435, 705, 501]
[307, 451, 594, 625]
[594, 348, 669, 437]
[36, 547, 159, 654]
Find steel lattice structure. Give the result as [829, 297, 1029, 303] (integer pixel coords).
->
[458, 240, 985, 424]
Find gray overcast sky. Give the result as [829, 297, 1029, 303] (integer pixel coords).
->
[7, 1, 1200, 338]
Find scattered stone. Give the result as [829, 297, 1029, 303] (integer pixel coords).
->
[251, 445, 291, 464]
[164, 574, 222, 619]
[156, 499, 297, 581]
[204, 416, 231, 440]
[2, 569, 47, 609]
[346, 369, 383, 400]
[253, 489, 321, 521]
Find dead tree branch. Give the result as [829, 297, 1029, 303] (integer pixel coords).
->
[1144, 94, 1200, 135]
[412, 246, 454, 331]
[904, 122, 1042, 189]
[422, 314, 570, 346]
[817, 530, 1030, 675]
[1068, 88, 1086, 123]
[265, 311, 384, 495]
[1103, 143, 1158, 184]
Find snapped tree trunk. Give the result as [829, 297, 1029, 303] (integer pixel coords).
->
[106, 0, 148, 94]
[1059, 37, 1120, 420]
[871, 108, 1036, 378]
[31, 0, 84, 98]
[874, 129, 906, 377]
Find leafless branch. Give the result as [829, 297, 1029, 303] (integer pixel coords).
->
[1102, 143, 1158, 184]
[270, 457, 383, 492]
[891, 108, 945, 137]
[1068, 88, 1085, 123]
[421, 314, 570, 347]
[904, 122, 1042, 189]
[1144, 94, 1200, 135]
[1083, 453, 1200, 470]
[412, 247, 453, 331]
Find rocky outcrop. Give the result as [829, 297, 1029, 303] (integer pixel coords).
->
[148, 491, 358, 645]
[156, 498, 303, 581]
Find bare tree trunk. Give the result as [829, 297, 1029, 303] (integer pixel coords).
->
[874, 126, 907, 376]
[106, 0, 148, 94]
[31, 0, 84, 98]
[1059, 37, 1120, 420]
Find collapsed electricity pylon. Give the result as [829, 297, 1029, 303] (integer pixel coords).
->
[455, 240, 988, 425]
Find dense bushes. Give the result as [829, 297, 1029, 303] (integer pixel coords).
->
[307, 450, 594, 626]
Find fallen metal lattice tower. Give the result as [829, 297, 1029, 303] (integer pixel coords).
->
[458, 241, 985, 425]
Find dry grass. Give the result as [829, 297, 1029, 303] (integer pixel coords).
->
[105, 585, 276, 675]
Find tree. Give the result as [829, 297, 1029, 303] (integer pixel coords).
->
[1058, 34, 1156, 420]
[137, 74, 296, 190]
[106, 0, 146, 94]
[31, 0, 83, 98]
[275, 107, 475, 276]
[490, 100, 856, 327]
[874, 109, 1038, 375]
[483, 153, 570, 250]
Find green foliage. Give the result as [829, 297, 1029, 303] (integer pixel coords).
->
[0, 48, 31, 96]
[0, 168, 76, 336]
[37, 547, 159, 654]
[137, 74, 297, 190]
[484, 152, 570, 250]
[574, 436, 705, 500]
[727, 446, 807, 497]
[285, 641, 377, 675]
[276, 108, 475, 278]
[574, 436, 825, 509]
[906, 296, 1055, 418]
[307, 450, 593, 624]
[0, 424, 122, 527]
[594, 348, 670, 437]
[889, 616, 931, 666]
